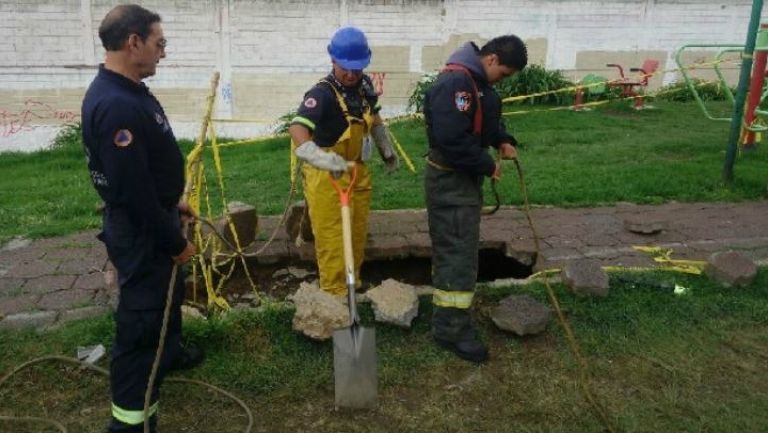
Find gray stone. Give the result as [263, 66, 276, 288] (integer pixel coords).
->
[0, 294, 39, 315]
[505, 241, 538, 267]
[215, 201, 258, 248]
[285, 200, 314, 243]
[73, 272, 107, 291]
[181, 305, 207, 320]
[0, 277, 25, 297]
[287, 266, 313, 279]
[288, 281, 350, 340]
[22, 275, 77, 295]
[38, 289, 94, 310]
[561, 259, 609, 297]
[5, 260, 58, 278]
[223, 201, 258, 248]
[272, 269, 290, 279]
[1, 237, 32, 251]
[93, 288, 118, 309]
[0, 311, 57, 330]
[705, 250, 758, 288]
[623, 216, 665, 235]
[365, 279, 419, 328]
[58, 258, 106, 275]
[491, 294, 552, 336]
[60, 306, 110, 324]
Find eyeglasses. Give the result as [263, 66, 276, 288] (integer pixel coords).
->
[135, 34, 167, 50]
[337, 64, 363, 75]
[156, 38, 167, 50]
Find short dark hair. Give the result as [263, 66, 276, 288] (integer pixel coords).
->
[480, 35, 528, 70]
[98, 4, 161, 51]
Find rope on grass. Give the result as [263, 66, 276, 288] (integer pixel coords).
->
[512, 158, 618, 433]
[0, 355, 253, 433]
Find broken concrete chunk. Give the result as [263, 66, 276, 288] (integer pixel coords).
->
[504, 242, 537, 267]
[491, 294, 552, 336]
[221, 201, 258, 248]
[288, 282, 350, 340]
[561, 258, 609, 297]
[623, 216, 665, 235]
[365, 279, 419, 328]
[181, 305, 207, 320]
[705, 250, 757, 288]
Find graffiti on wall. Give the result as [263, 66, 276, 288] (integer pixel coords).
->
[369, 72, 386, 96]
[1, 100, 80, 138]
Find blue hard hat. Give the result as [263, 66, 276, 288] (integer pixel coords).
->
[327, 26, 371, 70]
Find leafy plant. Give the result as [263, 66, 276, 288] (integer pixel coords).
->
[406, 72, 437, 113]
[274, 109, 297, 134]
[495, 64, 576, 105]
[50, 122, 82, 152]
[655, 79, 734, 102]
[407, 65, 576, 111]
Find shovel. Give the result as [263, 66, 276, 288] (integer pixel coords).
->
[329, 164, 378, 409]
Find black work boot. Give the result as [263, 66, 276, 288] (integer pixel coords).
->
[432, 306, 489, 363]
[169, 344, 205, 371]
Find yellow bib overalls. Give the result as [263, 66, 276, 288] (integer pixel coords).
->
[301, 80, 374, 295]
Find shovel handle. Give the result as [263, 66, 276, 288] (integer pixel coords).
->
[329, 163, 360, 322]
[328, 162, 358, 206]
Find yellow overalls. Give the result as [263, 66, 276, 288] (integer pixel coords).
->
[301, 80, 374, 295]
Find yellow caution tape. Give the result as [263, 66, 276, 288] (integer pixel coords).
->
[502, 58, 736, 104]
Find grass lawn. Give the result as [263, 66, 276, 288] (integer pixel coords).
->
[3, 100, 767, 432]
[0, 101, 766, 244]
[1, 269, 767, 432]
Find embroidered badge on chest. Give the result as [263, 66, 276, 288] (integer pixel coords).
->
[114, 129, 133, 147]
[455, 91, 471, 112]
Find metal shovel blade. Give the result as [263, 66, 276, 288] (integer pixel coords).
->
[333, 323, 377, 408]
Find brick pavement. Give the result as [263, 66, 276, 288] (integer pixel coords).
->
[2, 201, 767, 330]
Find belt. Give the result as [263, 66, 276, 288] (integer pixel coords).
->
[425, 156, 453, 171]
[425, 148, 454, 171]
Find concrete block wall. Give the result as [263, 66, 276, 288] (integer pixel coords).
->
[0, 0, 759, 151]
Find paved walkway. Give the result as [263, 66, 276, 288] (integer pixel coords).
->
[2, 201, 767, 330]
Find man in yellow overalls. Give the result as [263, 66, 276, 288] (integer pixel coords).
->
[288, 26, 398, 296]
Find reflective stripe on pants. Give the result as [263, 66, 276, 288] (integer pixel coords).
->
[433, 288, 474, 309]
[111, 401, 159, 426]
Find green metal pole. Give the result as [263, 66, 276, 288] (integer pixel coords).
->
[723, 0, 764, 182]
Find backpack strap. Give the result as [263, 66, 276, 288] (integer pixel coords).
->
[442, 63, 482, 135]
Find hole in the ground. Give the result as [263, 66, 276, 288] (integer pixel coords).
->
[189, 247, 533, 304]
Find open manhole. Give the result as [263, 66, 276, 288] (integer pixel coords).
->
[191, 246, 534, 304]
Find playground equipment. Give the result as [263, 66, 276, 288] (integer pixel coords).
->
[605, 59, 660, 109]
[674, 0, 763, 181]
[573, 73, 607, 111]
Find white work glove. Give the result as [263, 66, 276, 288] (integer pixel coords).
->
[370, 124, 399, 173]
[295, 140, 348, 173]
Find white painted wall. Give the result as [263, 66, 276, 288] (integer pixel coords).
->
[0, 0, 761, 151]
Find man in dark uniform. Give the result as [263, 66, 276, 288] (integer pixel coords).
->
[288, 26, 398, 297]
[424, 35, 528, 363]
[81, 4, 201, 432]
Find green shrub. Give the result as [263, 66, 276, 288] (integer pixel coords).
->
[495, 64, 575, 105]
[406, 72, 437, 113]
[655, 79, 734, 102]
[274, 109, 297, 134]
[50, 122, 82, 152]
[406, 65, 577, 112]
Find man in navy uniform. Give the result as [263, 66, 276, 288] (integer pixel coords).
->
[424, 35, 527, 363]
[81, 4, 202, 432]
